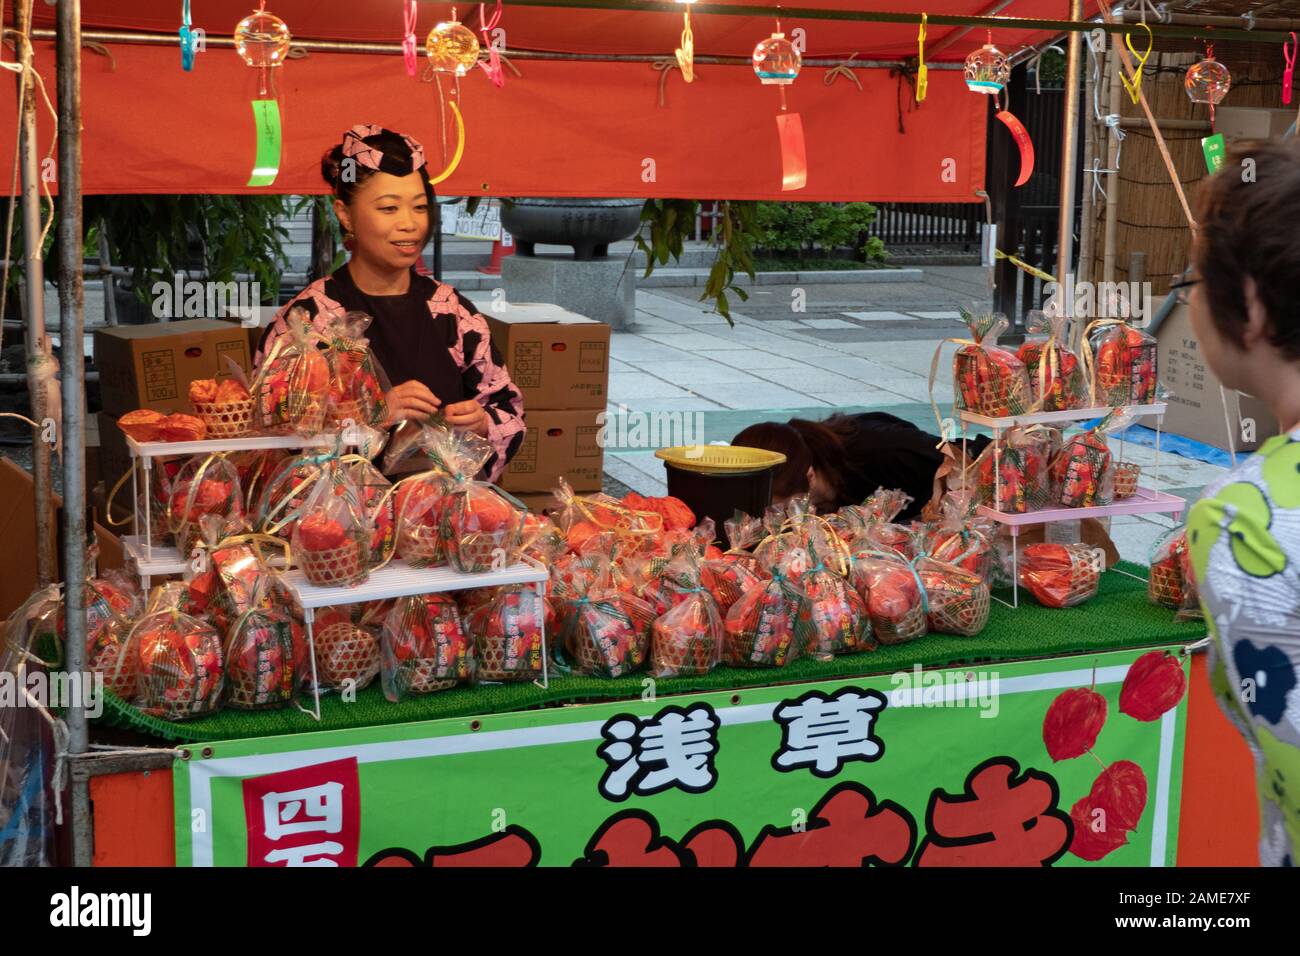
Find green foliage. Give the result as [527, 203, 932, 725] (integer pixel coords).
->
[85, 194, 294, 304]
[754, 201, 883, 260]
[634, 199, 760, 325]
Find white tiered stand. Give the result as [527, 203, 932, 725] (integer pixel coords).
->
[958, 402, 1187, 608]
[120, 431, 551, 719]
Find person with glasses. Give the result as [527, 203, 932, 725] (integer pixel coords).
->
[1183, 139, 1300, 866]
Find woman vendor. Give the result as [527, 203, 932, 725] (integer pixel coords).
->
[254, 124, 525, 482]
[733, 412, 991, 521]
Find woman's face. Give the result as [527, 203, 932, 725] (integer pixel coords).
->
[335, 170, 429, 273]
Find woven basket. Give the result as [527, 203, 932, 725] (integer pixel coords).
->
[329, 398, 365, 429]
[227, 671, 293, 710]
[401, 660, 458, 695]
[930, 585, 991, 637]
[478, 634, 541, 681]
[452, 532, 516, 574]
[193, 399, 254, 439]
[300, 538, 368, 587]
[1148, 563, 1183, 608]
[1114, 462, 1141, 499]
[873, 601, 928, 645]
[651, 632, 714, 677]
[315, 621, 380, 688]
[398, 525, 444, 567]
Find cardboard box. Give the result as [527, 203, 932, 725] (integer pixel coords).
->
[1151, 296, 1278, 453]
[94, 318, 253, 417]
[1215, 107, 1297, 144]
[499, 408, 604, 494]
[0, 457, 122, 621]
[510, 491, 562, 515]
[217, 305, 277, 360]
[487, 304, 610, 410]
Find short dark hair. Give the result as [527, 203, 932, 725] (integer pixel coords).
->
[1193, 138, 1300, 361]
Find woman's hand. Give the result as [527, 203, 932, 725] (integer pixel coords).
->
[443, 399, 491, 437]
[384, 380, 441, 426]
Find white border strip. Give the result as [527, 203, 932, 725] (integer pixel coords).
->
[188, 663, 1169, 867]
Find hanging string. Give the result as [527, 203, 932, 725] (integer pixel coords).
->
[824, 52, 862, 91]
[402, 0, 419, 77]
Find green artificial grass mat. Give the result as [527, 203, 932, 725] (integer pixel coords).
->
[97, 561, 1204, 743]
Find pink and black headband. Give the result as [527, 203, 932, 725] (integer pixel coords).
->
[340, 124, 428, 177]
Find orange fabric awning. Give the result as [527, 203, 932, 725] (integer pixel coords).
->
[5, 1, 1074, 199]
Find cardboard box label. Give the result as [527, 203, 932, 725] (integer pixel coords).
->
[512, 341, 543, 389]
[576, 426, 602, 458]
[579, 342, 607, 374]
[143, 348, 179, 402]
[510, 430, 539, 474]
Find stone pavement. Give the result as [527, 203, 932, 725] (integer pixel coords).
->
[603, 266, 1228, 565]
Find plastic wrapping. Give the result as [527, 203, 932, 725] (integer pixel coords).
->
[724, 547, 809, 668]
[1017, 311, 1088, 411]
[953, 311, 1032, 417]
[252, 308, 331, 434]
[851, 488, 917, 558]
[1049, 414, 1130, 508]
[380, 593, 474, 700]
[974, 427, 1057, 514]
[223, 607, 305, 710]
[465, 585, 546, 682]
[424, 429, 525, 574]
[1019, 543, 1103, 609]
[648, 549, 725, 678]
[322, 311, 388, 429]
[255, 453, 323, 543]
[1088, 322, 1159, 407]
[78, 573, 143, 701]
[923, 492, 996, 580]
[292, 461, 373, 587]
[621, 492, 697, 531]
[168, 454, 245, 557]
[553, 477, 664, 556]
[346, 457, 397, 568]
[1175, 536, 1203, 622]
[553, 560, 647, 678]
[799, 526, 873, 661]
[132, 604, 225, 721]
[0, 586, 64, 866]
[850, 551, 928, 645]
[917, 556, 990, 637]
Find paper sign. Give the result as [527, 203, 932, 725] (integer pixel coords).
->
[1201, 133, 1226, 173]
[776, 112, 808, 192]
[996, 110, 1035, 187]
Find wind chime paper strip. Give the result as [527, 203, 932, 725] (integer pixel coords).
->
[247, 99, 282, 187]
[776, 111, 807, 191]
[995, 110, 1034, 187]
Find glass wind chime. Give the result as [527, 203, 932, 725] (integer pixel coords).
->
[753, 21, 805, 191]
[1185, 44, 1231, 130]
[676, 0, 697, 84]
[235, 3, 292, 187]
[425, 7, 480, 184]
[965, 33, 1033, 187]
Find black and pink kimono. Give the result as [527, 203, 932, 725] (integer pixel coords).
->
[254, 264, 526, 483]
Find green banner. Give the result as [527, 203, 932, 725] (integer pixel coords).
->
[174, 646, 1188, 867]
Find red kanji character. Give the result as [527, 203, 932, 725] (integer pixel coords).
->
[363, 826, 540, 867]
[577, 811, 746, 867]
[745, 782, 916, 867]
[916, 757, 1070, 867]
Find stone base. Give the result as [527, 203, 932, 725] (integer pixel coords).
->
[501, 254, 634, 330]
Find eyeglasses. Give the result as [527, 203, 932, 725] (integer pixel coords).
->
[1169, 276, 1201, 306]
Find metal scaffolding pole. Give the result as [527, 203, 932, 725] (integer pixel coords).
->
[1057, 0, 1083, 332]
[55, 0, 91, 867]
[16, 0, 56, 586]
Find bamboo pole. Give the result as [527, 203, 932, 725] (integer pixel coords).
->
[56, 0, 92, 868]
[15, 0, 56, 587]
[1078, 31, 1096, 288]
[1102, 27, 1123, 286]
[1056, 0, 1083, 319]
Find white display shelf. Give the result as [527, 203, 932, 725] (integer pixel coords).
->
[127, 432, 337, 460]
[959, 402, 1166, 432]
[977, 486, 1187, 528]
[281, 557, 553, 719]
[122, 535, 188, 578]
[279, 558, 548, 610]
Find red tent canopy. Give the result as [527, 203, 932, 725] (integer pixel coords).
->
[7, 1, 1074, 199]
